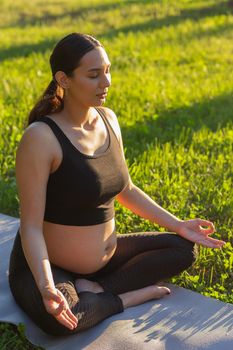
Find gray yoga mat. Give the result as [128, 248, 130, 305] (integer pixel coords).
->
[0, 213, 233, 349]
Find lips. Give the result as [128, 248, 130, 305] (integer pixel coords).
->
[97, 91, 108, 96]
[97, 93, 107, 98]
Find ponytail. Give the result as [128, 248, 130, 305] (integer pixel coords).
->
[27, 78, 64, 126]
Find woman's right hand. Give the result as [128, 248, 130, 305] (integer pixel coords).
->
[41, 286, 78, 330]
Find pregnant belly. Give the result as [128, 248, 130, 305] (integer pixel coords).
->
[43, 219, 117, 274]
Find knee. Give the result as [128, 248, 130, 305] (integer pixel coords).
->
[175, 235, 198, 268]
[34, 312, 79, 337]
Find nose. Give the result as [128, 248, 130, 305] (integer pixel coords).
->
[101, 73, 111, 88]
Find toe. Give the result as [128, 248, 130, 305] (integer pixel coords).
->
[154, 285, 171, 297]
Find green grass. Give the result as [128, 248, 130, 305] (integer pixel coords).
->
[0, 0, 232, 348]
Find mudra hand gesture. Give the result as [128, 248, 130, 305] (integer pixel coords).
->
[177, 219, 226, 249]
[41, 286, 78, 330]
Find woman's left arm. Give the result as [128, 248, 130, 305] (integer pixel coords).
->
[116, 181, 226, 249]
[105, 107, 226, 249]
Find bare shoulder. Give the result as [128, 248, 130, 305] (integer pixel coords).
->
[100, 106, 122, 142]
[101, 106, 119, 124]
[22, 121, 53, 141]
[18, 121, 57, 156]
[16, 120, 60, 178]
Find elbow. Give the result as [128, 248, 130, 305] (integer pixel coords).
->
[19, 225, 43, 238]
[116, 179, 135, 203]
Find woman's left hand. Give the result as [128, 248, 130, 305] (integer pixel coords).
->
[176, 219, 226, 248]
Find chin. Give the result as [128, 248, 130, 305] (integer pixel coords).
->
[92, 101, 105, 107]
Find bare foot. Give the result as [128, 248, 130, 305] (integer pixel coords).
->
[75, 279, 170, 310]
[75, 278, 104, 293]
[119, 285, 171, 309]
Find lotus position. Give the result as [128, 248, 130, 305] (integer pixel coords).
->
[8, 33, 226, 336]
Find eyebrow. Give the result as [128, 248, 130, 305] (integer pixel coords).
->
[87, 63, 111, 72]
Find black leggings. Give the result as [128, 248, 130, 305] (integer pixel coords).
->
[8, 228, 197, 336]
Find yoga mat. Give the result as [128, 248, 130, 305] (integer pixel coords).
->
[0, 213, 232, 349]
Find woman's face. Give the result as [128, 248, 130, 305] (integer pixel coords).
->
[66, 46, 111, 107]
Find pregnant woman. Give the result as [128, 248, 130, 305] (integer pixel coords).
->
[8, 33, 225, 336]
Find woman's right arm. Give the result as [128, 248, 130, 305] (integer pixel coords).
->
[16, 123, 78, 330]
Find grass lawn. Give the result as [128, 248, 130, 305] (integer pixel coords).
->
[0, 0, 232, 348]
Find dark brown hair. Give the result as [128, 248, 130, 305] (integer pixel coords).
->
[27, 33, 103, 126]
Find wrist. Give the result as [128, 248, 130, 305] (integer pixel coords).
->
[38, 280, 55, 294]
[172, 218, 184, 235]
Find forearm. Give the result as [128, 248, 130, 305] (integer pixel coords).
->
[116, 184, 183, 233]
[20, 227, 55, 292]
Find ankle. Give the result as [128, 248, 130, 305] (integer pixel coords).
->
[93, 281, 104, 293]
[118, 291, 131, 309]
[75, 278, 104, 293]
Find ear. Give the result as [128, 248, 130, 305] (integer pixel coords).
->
[54, 71, 70, 89]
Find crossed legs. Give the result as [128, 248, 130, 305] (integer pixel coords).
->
[9, 230, 197, 336]
[75, 232, 197, 309]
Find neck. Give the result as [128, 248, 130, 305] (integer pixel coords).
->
[61, 100, 97, 129]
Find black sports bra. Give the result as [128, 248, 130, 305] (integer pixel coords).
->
[36, 107, 129, 226]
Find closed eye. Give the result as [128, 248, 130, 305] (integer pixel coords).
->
[88, 68, 111, 79]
